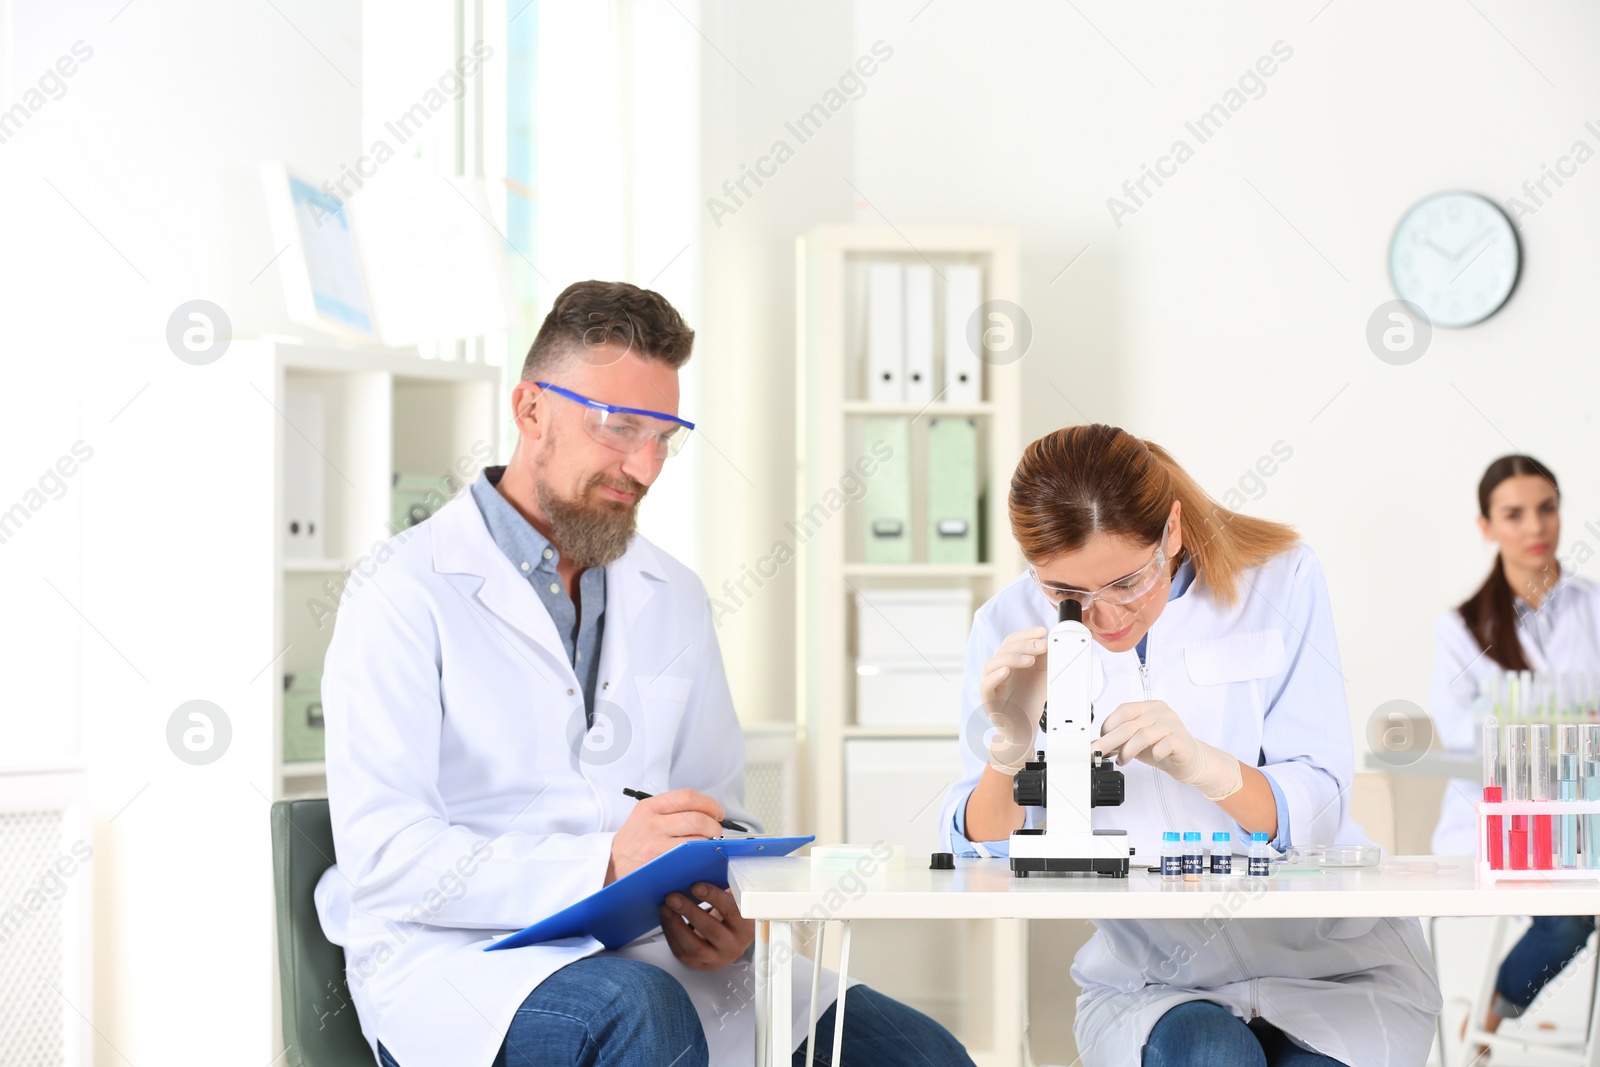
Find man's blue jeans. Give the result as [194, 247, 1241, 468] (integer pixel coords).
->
[1494, 914, 1597, 1018]
[376, 955, 975, 1066]
[1141, 1000, 1348, 1067]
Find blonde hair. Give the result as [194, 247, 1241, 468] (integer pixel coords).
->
[1009, 425, 1298, 607]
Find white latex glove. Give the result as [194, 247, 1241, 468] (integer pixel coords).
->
[1096, 700, 1243, 801]
[978, 626, 1048, 775]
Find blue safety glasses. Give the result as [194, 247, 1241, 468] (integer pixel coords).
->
[533, 381, 695, 459]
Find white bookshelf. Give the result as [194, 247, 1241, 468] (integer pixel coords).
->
[796, 226, 1027, 1067]
[268, 344, 501, 799]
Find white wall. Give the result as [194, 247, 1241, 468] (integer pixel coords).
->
[697, 2, 859, 725]
[0, 0, 361, 769]
[536, 0, 704, 568]
[1, 2, 364, 1063]
[843, 0, 1600, 751]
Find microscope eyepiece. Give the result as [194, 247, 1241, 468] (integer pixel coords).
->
[1058, 599, 1082, 624]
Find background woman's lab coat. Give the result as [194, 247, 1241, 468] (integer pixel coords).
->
[940, 543, 1441, 1067]
[314, 491, 841, 1067]
[1429, 574, 1600, 854]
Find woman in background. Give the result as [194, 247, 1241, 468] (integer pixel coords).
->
[942, 424, 1440, 1067]
[1430, 454, 1600, 1051]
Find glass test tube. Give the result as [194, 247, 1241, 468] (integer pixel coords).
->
[1558, 724, 1579, 869]
[1531, 723, 1553, 869]
[1584, 723, 1600, 871]
[1507, 723, 1531, 869]
[1483, 717, 1503, 869]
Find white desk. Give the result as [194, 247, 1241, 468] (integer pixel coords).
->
[728, 856, 1600, 1067]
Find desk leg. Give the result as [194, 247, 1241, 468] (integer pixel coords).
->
[1424, 916, 1445, 1067]
[806, 922, 825, 1064]
[831, 921, 852, 1067]
[771, 921, 793, 1066]
[1584, 918, 1600, 1067]
[754, 920, 769, 1067]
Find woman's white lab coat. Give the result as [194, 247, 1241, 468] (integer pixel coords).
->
[1429, 573, 1600, 854]
[314, 491, 840, 1067]
[940, 543, 1441, 1067]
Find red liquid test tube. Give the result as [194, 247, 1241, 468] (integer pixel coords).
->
[1483, 785, 1504, 869]
[1509, 820, 1530, 869]
[1483, 719, 1504, 869]
[1532, 723, 1553, 870]
[1507, 723, 1531, 870]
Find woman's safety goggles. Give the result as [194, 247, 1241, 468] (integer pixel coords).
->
[1029, 523, 1172, 613]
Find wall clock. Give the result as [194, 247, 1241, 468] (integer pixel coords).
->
[1388, 191, 1519, 327]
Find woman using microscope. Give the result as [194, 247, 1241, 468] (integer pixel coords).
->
[939, 424, 1441, 1067]
[1430, 455, 1600, 1056]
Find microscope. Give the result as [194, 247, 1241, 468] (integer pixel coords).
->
[1009, 599, 1131, 877]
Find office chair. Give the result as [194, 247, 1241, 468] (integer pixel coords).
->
[271, 799, 376, 1067]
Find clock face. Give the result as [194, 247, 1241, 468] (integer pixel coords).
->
[1389, 192, 1520, 328]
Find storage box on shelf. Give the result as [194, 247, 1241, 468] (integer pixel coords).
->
[853, 587, 970, 728]
[797, 225, 1026, 1066]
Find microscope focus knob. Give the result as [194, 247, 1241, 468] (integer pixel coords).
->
[1011, 760, 1047, 808]
[1089, 765, 1125, 808]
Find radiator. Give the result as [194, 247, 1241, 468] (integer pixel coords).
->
[742, 724, 800, 837]
[0, 771, 91, 1067]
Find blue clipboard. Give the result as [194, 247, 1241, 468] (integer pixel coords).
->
[484, 836, 814, 952]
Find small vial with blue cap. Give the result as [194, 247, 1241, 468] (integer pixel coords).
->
[1209, 832, 1232, 875]
[1248, 832, 1272, 877]
[1182, 832, 1204, 881]
[1160, 831, 1182, 879]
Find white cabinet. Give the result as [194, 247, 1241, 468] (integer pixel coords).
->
[797, 225, 1027, 1066]
[844, 738, 962, 858]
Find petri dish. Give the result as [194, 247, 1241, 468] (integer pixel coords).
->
[1285, 845, 1380, 868]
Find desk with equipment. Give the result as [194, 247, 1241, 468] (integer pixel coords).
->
[730, 855, 1600, 1067]
[738, 604, 1600, 1066]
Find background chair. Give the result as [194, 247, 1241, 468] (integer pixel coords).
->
[1351, 772, 1398, 855]
[271, 798, 375, 1067]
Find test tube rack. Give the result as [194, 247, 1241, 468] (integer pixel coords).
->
[1476, 798, 1600, 883]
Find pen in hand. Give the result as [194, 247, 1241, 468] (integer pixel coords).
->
[622, 787, 750, 833]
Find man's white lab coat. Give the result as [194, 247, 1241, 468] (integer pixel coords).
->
[314, 490, 839, 1067]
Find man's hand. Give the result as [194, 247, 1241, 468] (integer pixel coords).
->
[606, 788, 726, 885]
[659, 882, 754, 971]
